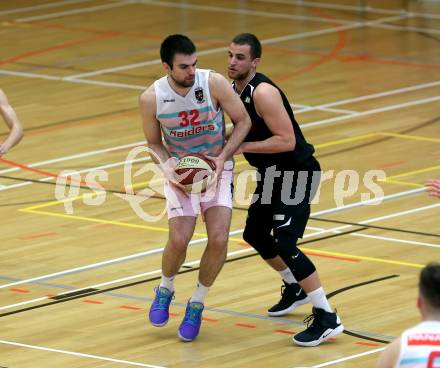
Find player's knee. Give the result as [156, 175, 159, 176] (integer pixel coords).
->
[273, 230, 315, 281]
[168, 233, 190, 253]
[243, 226, 259, 246]
[243, 227, 277, 259]
[273, 228, 298, 254]
[279, 249, 316, 281]
[207, 233, 228, 255]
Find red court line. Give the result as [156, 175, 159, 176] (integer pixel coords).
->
[10, 288, 30, 293]
[281, 30, 346, 81]
[9, 18, 438, 75]
[0, 157, 106, 190]
[380, 161, 407, 169]
[356, 341, 380, 347]
[14, 20, 164, 41]
[340, 54, 440, 70]
[240, 242, 358, 262]
[0, 33, 120, 66]
[169, 312, 180, 317]
[235, 323, 257, 329]
[18, 231, 57, 240]
[26, 110, 138, 137]
[0, 157, 63, 178]
[304, 251, 360, 263]
[274, 329, 295, 335]
[118, 305, 143, 311]
[202, 317, 219, 322]
[274, 10, 347, 83]
[82, 299, 103, 304]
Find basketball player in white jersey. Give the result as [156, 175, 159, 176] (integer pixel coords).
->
[425, 180, 440, 199]
[0, 89, 23, 156]
[378, 263, 440, 368]
[139, 34, 251, 342]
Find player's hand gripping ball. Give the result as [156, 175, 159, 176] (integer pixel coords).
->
[174, 153, 216, 194]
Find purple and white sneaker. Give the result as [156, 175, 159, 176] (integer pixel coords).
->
[178, 301, 204, 342]
[149, 287, 174, 327]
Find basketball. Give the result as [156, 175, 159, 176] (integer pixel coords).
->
[174, 153, 216, 193]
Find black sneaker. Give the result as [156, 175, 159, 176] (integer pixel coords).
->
[267, 282, 310, 317]
[292, 307, 344, 347]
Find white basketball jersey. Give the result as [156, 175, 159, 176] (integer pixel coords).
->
[154, 69, 225, 159]
[397, 321, 440, 367]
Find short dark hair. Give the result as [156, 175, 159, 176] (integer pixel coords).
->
[232, 33, 262, 59]
[420, 263, 440, 309]
[160, 34, 196, 68]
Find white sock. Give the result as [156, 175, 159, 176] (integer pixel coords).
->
[307, 287, 332, 313]
[159, 275, 175, 292]
[279, 268, 297, 284]
[190, 282, 210, 304]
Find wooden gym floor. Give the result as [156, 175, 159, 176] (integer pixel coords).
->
[0, 0, 439, 367]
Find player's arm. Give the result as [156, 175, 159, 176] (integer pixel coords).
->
[0, 89, 23, 155]
[238, 83, 295, 154]
[425, 179, 440, 198]
[377, 336, 401, 368]
[139, 87, 177, 181]
[209, 72, 251, 171]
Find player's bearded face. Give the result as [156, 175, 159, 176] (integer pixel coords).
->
[227, 43, 254, 81]
[169, 53, 197, 88]
[169, 73, 194, 88]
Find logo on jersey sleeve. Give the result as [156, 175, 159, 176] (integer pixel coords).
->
[195, 87, 205, 103]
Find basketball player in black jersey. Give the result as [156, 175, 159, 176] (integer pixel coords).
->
[227, 33, 343, 346]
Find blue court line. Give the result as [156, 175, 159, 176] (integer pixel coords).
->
[0, 275, 395, 340]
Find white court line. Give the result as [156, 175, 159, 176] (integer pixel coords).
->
[0, 228, 243, 290]
[307, 226, 440, 249]
[0, 339, 165, 368]
[0, 140, 144, 175]
[0, 156, 149, 192]
[141, 0, 440, 35]
[292, 104, 358, 115]
[305, 202, 440, 240]
[0, 69, 61, 81]
[373, 22, 440, 35]
[1, 192, 436, 310]
[255, 0, 440, 19]
[65, 14, 407, 78]
[132, 0, 355, 24]
[351, 233, 440, 249]
[0, 92, 436, 191]
[0, 232, 248, 309]
[308, 347, 386, 368]
[0, 69, 146, 90]
[302, 95, 440, 129]
[15, 1, 131, 22]
[63, 77, 146, 90]
[254, 0, 404, 16]
[0, 0, 94, 16]
[311, 80, 440, 109]
[312, 188, 426, 216]
[0, 79, 434, 177]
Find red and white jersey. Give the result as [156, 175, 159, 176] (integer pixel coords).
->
[154, 69, 225, 159]
[397, 321, 440, 367]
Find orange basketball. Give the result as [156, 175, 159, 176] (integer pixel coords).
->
[174, 153, 216, 193]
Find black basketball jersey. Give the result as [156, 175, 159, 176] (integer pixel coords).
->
[234, 73, 316, 170]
